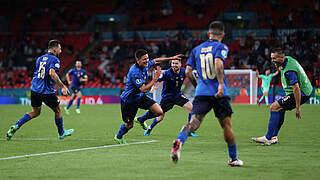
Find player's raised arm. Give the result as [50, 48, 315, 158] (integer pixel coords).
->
[153, 54, 184, 64]
[49, 68, 69, 95]
[214, 58, 224, 98]
[186, 65, 197, 87]
[139, 66, 162, 93]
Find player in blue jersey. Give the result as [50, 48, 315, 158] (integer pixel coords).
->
[170, 21, 243, 166]
[114, 49, 183, 144]
[64, 60, 88, 114]
[135, 59, 198, 137]
[6, 40, 74, 140]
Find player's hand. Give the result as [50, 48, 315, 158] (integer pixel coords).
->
[61, 86, 70, 96]
[153, 66, 162, 81]
[215, 84, 224, 99]
[296, 107, 301, 119]
[172, 54, 184, 60]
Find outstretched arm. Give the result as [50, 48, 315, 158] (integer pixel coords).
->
[50, 68, 70, 95]
[153, 54, 184, 64]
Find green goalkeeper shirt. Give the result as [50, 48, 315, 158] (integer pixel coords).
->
[258, 73, 276, 89]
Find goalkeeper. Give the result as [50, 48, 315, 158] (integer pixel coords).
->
[256, 69, 278, 106]
[135, 59, 198, 137]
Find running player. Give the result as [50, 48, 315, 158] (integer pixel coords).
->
[64, 60, 88, 114]
[256, 69, 278, 106]
[135, 59, 198, 137]
[114, 49, 183, 144]
[252, 47, 312, 145]
[6, 40, 74, 140]
[170, 21, 243, 166]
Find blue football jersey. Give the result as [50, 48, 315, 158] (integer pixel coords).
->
[159, 67, 186, 100]
[31, 53, 60, 94]
[68, 68, 87, 88]
[187, 40, 229, 96]
[120, 60, 155, 103]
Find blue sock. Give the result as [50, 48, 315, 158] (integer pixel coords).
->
[177, 131, 189, 144]
[76, 98, 81, 109]
[138, 111, 156, 123]
[228, 144, 238, 161]
[15, 114, 32, 129]
[149, 118, 159, 129]
[187, 113, 191, 123]
[117, 124, 129, 139]
[272, 111, 285, 137]
[66, 99, 73, 109]
[55, 117, 64, 136]
[265, 111, 281, 140]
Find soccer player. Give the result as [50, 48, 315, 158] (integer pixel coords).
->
[64, 60, 88, 114]
[6, 40, 74, 140]
[252, 47, 312, 145]
[114, 49, 183, 144]
[135, 59, 198, 137]
[170, 21, 243, 166]
[256, 69, 278, 106]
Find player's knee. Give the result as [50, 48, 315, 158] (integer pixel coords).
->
[154, 109, 164, 117]
[126, 122, 134, 129]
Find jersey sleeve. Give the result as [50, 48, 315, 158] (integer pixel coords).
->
[68, 69, 74, 75]
[187, 49, 196, 68]
[285, 71, 299, 85]
[158, 71, 167, 82]
[132, 72, 145, 88]
[82, 70, 88, 78]
[215, 44, 229, 61]
[258, 75, 264, 79]
[148, 60, 156, 69]
[49, 57, 60, 71]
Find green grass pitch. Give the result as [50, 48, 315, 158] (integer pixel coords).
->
[0, 104, 320, 180]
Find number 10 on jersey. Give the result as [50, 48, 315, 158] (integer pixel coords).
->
[200, 53, 216, 80]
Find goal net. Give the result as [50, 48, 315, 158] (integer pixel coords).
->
[152, 69, 258, 104]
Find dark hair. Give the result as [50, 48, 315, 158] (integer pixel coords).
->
[208, 21, 225, 35]
[48, 39, 60, 49]
[135, 49, 148, 60]
[271, 47, 284, 54]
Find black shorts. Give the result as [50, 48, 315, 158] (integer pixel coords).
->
[277, 94, 311, 111]
[31, 91, 60, 109]
[71, 86, 81, 94]
[121, 95, 156, 123]
[160, 94, 189, 113]
[192, 96, 233, 119]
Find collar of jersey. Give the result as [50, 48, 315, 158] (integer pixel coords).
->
[281, 58, 288, 70]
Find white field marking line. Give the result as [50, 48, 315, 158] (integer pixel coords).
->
[0, 138, 99, 141]
[0, 140, 159, 160]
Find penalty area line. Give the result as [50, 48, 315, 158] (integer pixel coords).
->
[0, 140, 159, 160]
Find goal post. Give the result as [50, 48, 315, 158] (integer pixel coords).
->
[151, 69, 258, 104]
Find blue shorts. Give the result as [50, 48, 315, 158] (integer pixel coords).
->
[31, 91, 60, 109]
[71, 86, 81, 94]
[277, 94, 310, 111]
[160, 94, 189, 113]
[121, 94, 156, 123]
[192, 96, 233, 119]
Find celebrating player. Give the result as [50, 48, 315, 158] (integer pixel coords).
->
[114, 49, 183, 144]
[256, 69, 278, 106]
[170, 21, 243, 166]
[135, 59, 198, 137]
[252, 47, 313, 145]
[6, 40, 74, 140]
[64, 60, 88, 114]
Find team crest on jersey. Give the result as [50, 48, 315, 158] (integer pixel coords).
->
[55, 63, 60, 68]
[221, 50, 227, 58]
[136, 79, 142, 84]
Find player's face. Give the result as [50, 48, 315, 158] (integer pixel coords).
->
[265, 70, 270, 75]
[171, 60, 181, 73]
[271, 53, 284, 68]
[76, 61, 82, 69]
[136, 54, 149, 68]
[54, 44, 62, 57]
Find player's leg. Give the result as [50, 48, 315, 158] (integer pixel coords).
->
[115, 100, 137, 144]
[182, 101, 198, 137]
[6, 91, 42, 140]
[75, 90, 82, 114]
[135, 95, 161, 130]
[46, 94, 74, 139]
[66, 92, 76, 110]
[263, 91, 269, 105]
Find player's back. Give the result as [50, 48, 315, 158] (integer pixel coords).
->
[31, 53, 60, 94]
[187, 40, 229, 96]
